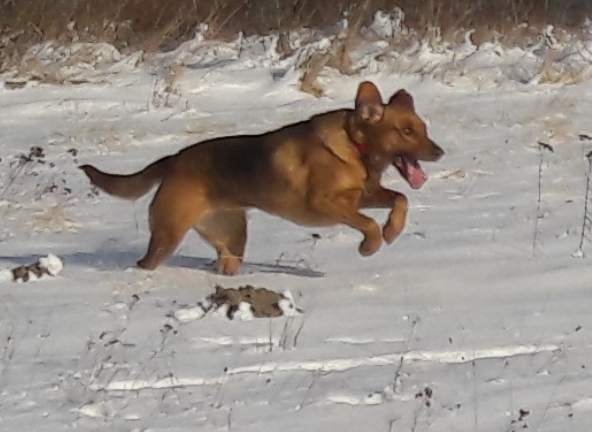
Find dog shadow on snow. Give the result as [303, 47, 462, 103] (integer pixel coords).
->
[0, 250, 324, 278]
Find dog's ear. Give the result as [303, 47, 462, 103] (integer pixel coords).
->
[355, 81, 384, 123]
[389, 89, 415, 110]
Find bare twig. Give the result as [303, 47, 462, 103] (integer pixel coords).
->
[472, 359, 480, 432]
[533, 141, 554, 255]
[573, 150, 592, 257]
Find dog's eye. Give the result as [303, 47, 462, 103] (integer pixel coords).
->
[403, 127, 413, 135]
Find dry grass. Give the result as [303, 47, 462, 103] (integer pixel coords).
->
[300, 52, 330, 97]
[0, 0, 591, 72]
[538, 49, 586, 85]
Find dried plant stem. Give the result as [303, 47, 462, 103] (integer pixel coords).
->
[574, 151, 592, 257]
[533, 141, 554, 256]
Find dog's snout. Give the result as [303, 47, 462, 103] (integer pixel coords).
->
[432, 142, 444, 159]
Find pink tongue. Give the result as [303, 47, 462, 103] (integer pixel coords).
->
[402, 157, 428, 189]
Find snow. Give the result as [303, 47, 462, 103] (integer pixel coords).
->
[0, 269, 12, 282]
[278, 290, 300, 317]
[1, 17, 592, 432]
[234, 302, 256, 321]
[173, 301, 210, 323]
[39, 254, 64, 276]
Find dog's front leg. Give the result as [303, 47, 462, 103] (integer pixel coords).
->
[361, 187, 409, 244]
[310, 189, 383, 256]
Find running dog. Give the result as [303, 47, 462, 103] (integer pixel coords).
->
[81, 81, 443, 275]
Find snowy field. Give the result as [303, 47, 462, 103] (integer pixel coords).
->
[2, 17, 592, 431]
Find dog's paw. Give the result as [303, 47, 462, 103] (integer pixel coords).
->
[359, 235, 382, 256]
[383, 222, 404, 244]
[216, 256, 242, 276]
[136, 258, 157, 270]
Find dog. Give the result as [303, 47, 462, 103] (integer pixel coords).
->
[80, 81, 443, 275]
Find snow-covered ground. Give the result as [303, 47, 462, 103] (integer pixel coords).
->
[2, 16, 592, 431]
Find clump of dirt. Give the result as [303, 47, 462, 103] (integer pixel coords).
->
[173, 284, 303, 323]
[208, 285, 303, 319]
[0, 254, 64, 283]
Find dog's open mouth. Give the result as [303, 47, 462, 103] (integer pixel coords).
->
[393, 155, 428, 189]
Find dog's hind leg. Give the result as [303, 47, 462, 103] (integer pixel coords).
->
[137, 179, 207, 270]
[193, 209, 247, 275]
[361, 187, 409, 244]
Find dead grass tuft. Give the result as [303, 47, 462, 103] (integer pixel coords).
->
[1, 0, 591, 72]
[538, 49, 587, 85]
[299, 52, 329, 97]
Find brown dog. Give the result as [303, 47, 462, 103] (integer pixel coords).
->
[80, 81, 443, 275]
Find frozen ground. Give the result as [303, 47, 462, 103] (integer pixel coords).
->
[1, 17, 592, 432]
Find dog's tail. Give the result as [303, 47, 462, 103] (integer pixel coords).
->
[79, 156, 171, 200]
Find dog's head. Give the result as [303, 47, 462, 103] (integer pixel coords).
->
[346, 81, 444, 189]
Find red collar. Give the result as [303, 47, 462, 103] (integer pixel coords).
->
[352, 140, 368, 155]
